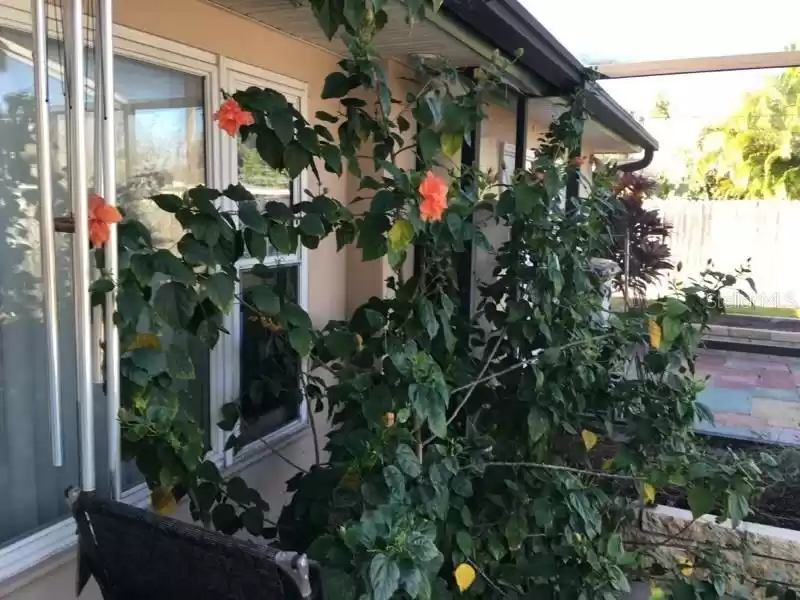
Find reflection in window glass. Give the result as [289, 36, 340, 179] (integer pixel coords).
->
[238, 266, 302, 445]
[238, 134, 293, 258]
[110, 56, 206, 249]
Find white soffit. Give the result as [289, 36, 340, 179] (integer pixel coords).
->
[207, 0, 481, 66]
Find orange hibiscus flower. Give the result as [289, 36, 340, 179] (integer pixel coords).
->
[418, 171, 448, 222]
[88, 193, 122, 247]
[213, 97, 255, 137]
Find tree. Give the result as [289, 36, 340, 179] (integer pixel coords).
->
[692, 67, 800, 199]
[651, 92, 671, 119]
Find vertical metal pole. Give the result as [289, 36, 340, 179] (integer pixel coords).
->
[70, 0, 96, 492]
[514, 94, 528, 171]
[91, 7, 104, 386]
[32, 0, 63, 468]
[99, 0, 120, 499]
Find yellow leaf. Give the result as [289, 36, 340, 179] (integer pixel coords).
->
[382, 412, 396, 427]
[643, 482, 656, 504]
[649, 583, 666, 600]
[679, 558, 693, 577]
[441, 132, 462, 158]
[387, 218, 414, 252]
[454, 563, 476, 592]
[648, 318, 661, 349]
[151, 486, 177, 515]
[602, 458, 614, 471]
[581, 429, 598, 451]
[341, 471, 361, 491]
[129, 332, 160, 350]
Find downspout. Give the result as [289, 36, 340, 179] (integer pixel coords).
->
[617, 147, 655, 172]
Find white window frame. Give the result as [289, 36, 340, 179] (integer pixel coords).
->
[0, 5, 311, 586]
[218, 58, 310, 471]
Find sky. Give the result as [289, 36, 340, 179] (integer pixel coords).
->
[519, 0, 800, 65]
[518, 1, 800, 178]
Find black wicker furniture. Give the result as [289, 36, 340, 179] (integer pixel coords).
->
[66, 487, 315, 599]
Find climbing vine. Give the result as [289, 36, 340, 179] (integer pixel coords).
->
[87, 1, 787, 598]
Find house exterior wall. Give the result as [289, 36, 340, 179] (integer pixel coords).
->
[0, 2, 618, 598]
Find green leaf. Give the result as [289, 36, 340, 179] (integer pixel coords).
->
[268, 223, 293, 254]
[527, 407, 548, 443]
[321, 72, 354, 99]
[238, 201, 267, 233]
[211, 503, 239, 535]
[241, 508, 264, 536]
[727, 492, 749, 527]
[396, 444, 421, 478]
[406, 531, 440, 563]
[204, 273, 235, 311]
[418, 299, 439, 339]
[130, 347, 167, 375]
[152, 250, 196, 286]
[289, 327, 312, 356]
[369, 554, 400, 600]
[687, 486, 715, 519]
[320, 143, 343, 175]
[167, 346, 195, 380]
[151, 193, 183, 213]
[418, 129, 440, 162]
[515, 185, 537, 215]
[316, 110, 339, 123]
[455, 531, 473, 557]
[409, 383, 448, 439]
[383, 465, 406, 500]
[400, 566, 429, 600]
[320, 567, 357, 600]
[90, 278, 115, 295]
[297, 127, 321, 155]
[487, 534, 506, 561]
[370, 189, 403, 213]
[223, 183, 254, 203]
[130, 253, 155, 286]
[299, 214, 326, 237]
[324, 330, 358, 358]
[153, 283, 197, 329]
[284, 142, 311, 179]
[244, 229, 268, 261]
[451, 474, 473, 498]
[256, 128, 284, 170]
[283, 302, 312, 328]
[661, 316, 681, 344]
[270, 109, 294, 146]
[496, 189, 515, 217]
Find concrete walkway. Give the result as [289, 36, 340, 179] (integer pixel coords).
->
[695, 348, 800, 444]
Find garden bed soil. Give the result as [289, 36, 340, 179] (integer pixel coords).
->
[595, 437, 800, 531]
[660, 437, 800, 531]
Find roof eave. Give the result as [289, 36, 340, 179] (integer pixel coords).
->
[440, 0, 659, 152]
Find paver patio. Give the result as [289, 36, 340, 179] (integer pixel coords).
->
[695, 348, 800, 444]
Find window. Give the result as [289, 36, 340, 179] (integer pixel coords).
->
[220, 63, 309, 465]
[0, 7, 309, 582]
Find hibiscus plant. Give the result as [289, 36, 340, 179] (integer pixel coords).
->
[86, 1, 787, 599]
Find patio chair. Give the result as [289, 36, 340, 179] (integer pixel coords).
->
[66, 487, 318, 600]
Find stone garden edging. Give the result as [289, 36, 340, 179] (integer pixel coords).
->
[624, 504, 800, 598]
